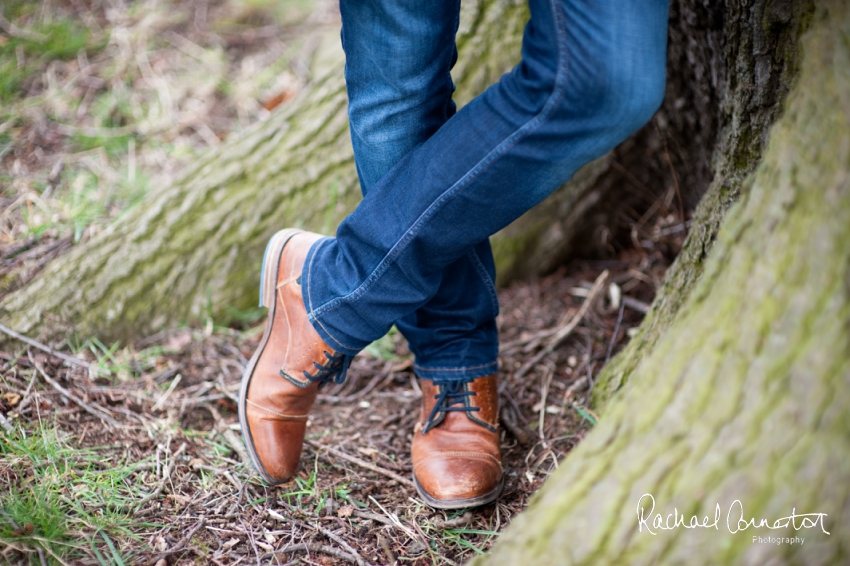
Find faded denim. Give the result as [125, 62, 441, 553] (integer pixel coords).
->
[304, 0, 669, 380]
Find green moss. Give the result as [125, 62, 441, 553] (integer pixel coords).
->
[490, 226, 544, 284]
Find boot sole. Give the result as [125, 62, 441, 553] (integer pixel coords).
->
[413, 473, 505, 510]
[238, 228, 303, 485]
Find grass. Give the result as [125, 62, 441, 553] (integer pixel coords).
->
[0, 11, 99, 103]
[278, 465, 353, 516]
[572, 404, 598, 426]
[65, 335, 144, 381]
[0, 424, 153, 564]
[440, 528, 501, 555]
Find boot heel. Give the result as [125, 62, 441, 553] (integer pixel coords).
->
[258, 229, 300, 308]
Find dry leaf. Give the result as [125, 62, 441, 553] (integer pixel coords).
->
[337, 505, 354, 518]
[2, 392, 21, 407]
[267, 509, 286, 522]
[154, 534, 167, 552]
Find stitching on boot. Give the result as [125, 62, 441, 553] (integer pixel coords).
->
[246, 399, 309, 420]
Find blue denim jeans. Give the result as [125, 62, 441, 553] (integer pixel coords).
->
[303, 0, 668, 381]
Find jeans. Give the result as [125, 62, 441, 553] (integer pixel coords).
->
[303, 0, 668, 381]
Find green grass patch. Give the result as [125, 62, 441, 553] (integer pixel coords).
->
[573, 404, 597, 426]
[279, 468, 352, 515]
[0, 424, 152, 564]
[0, 10, 105, 103]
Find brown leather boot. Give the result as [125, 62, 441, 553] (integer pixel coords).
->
[238, 229, 351, 485]
[411, 375, 503, 509]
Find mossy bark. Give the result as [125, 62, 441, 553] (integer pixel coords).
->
[478, 2, 850, 564]
[591, 0, 815, 405]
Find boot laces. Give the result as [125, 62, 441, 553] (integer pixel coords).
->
[423, 379, 479, 433]
[304, 351, 351, 388]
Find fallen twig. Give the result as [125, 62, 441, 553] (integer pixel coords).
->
[563, 376, 589, 404]
[15, 368, 38, 413]
[205, 404, 249, 464]
[263, 542, 357, 563]
[305, 439, 415, 489]
[145, 517, 205, 566]
[350, 509, 396, 527]
[31, 357, 120, 427]
[537, 363, 555, 441]
[368, 496, 419, 541]
[622, 295, 651, 314]
[499, 404, 532, 446]
[498, 326, 561, 354]
[0, 10, 48, 42]
[151, 373, 182, 412]
[514, 270, 609, 379]
[0, 323, 109, 375]
[432, 511, 473, 529]
[314, 524, 372, 566]
[135, 442, 187, 510]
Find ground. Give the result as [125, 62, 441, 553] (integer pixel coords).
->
[1, 255, 676, 565]
[0, 1, 685, 564]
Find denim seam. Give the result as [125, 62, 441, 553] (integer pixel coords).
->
[468, 247, 500, 316]
[309, 0, 569, 322]
[305, 238, 359, 352]
[413, 361, 498, 373]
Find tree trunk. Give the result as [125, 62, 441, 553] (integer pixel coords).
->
[0, 0, 615, 344]
[478, 1, 849, 564]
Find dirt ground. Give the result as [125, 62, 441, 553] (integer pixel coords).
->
[0, 1, 687, 564]
[0, 245, 680, 565]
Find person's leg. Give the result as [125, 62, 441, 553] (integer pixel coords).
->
[304, 0, 669, 362]
[239, 0, 503, 495]
[341, 0, 459, 192]
[340, 0, 500, 381]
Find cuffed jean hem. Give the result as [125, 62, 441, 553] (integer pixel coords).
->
[303, 239, 501, 376]
[413, 361, 499, 382]
[302, 239, 367, 357]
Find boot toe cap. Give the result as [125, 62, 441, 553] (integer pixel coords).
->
[244, 408, 307, 484]
[413, 451, 503, 504]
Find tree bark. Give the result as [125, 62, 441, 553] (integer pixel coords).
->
[478, 1, 849, 563]
[591, 0, 815, 404]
